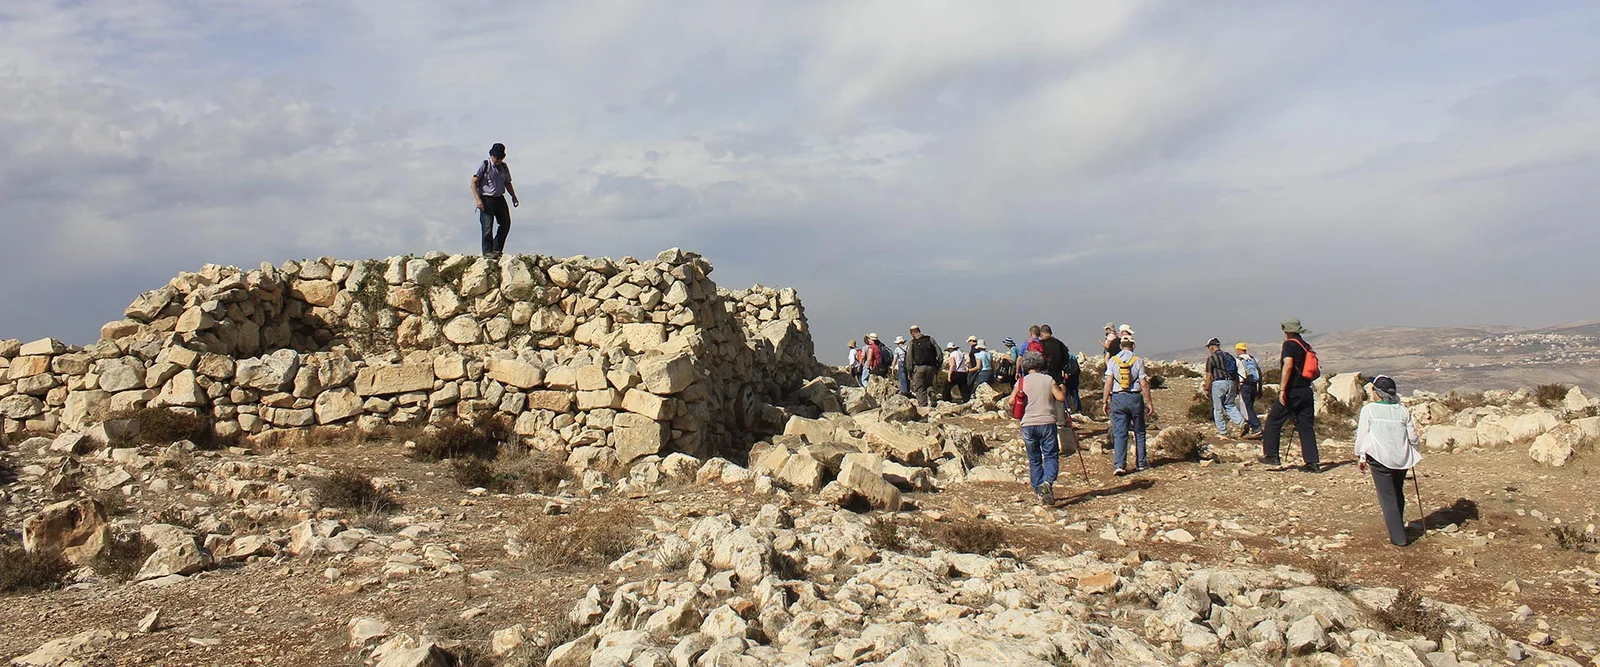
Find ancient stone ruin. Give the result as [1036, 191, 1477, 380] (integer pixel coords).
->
[0, 248, 819, 462]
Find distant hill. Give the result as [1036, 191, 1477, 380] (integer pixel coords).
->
[1154, 321, 1600, 394]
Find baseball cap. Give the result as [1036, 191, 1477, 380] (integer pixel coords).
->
[1206, 337, 1221, 347]
[946, 342, 957, 350]
[1234, 342, 1248, 351]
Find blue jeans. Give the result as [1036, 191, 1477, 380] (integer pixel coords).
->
[1238, 381, 1262, 432]
[897, 366, 909, 395]
[1021, 424, 1060, 488]
[478, 196, 511, 254]
[969, 370, 992, 398]
[1110, 392, 1148, 470]
[1211, 380, 1243, 435]
[859, 364, 872, 386]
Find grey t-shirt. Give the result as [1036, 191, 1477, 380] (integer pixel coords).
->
[1020, 373, 1057, 427]
[474, 160, 511, 197]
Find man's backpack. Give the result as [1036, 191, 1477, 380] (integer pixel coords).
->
[1065, 351, 1081, 379]
[1210, 350, 1238, 382]
[871, 341, 893, 375]
[1288, 338, 1321, 380]
[1114, 355, 1142, 392]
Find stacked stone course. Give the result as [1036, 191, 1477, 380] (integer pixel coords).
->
[0, 248, 820, 462]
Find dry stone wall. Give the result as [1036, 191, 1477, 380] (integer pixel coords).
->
[0, 249, 820, 462]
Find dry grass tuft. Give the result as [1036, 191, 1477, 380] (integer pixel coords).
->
[1375, 585, 1451, 643]
[1186, 392, 1213, 423]
[450, 448, 571, 494]
[410, 413, 512, 462]
[1440, 391, 1486, 412]
[929, 519, 1006, 556]
[90, 532, 154, 582]
[522, 513, 639, 570]
[868, 519, 905, 552]
[0, 547, 74, 594]
[1308, 556, 1347, 591]
[1533, 383, 1568, 408]
[1161, 427, 1206, 461]
[312, 471, 398, 514]
[1550, 525, 1599, 553]
[108, 407, 212, 447]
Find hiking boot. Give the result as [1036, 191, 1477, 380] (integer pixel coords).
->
[1243, 431, 1262, 441]
[1302, 463, 1322, 474]
[1112, 467, 1127, 477]
[1257, 456, 1282, 466]
[1038, 484, 1054, 506]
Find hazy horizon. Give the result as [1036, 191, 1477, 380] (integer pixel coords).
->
[4, 2, 1599, 357]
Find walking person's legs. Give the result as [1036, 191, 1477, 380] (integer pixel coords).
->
[1065, 375, 1081, 414]
[1110, 393, 1133, 472]
[1023, 426, 1045, 490]
[479, 205, 497, 255]
[1038, 424, 1060, 504]
[1261, 400, 1290, 464]
[1223, 381, 1243, 428]
[492, 207, 511, 254]
[912, 367, 934, 406]
[1289, 387, 1319, 469]
[1211, 380, 1231, 435]
[1368, 458, 1409, 546]
[898, 367, 909, 396]
[1132, 395, 1149, 470]
[1239, 383, 1261, 433]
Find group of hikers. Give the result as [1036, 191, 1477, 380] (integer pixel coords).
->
[844, 318, 1426, 547]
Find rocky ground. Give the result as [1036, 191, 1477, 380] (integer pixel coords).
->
[2, 374, 1598, 667]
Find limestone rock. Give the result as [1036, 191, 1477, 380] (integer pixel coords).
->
[22, 498, 110, 565]
[485, 358, 543, 390]
[1528, 424, 1582, 467]
[1285, 615, 1332, 655]
[355, 363, 434, 396]
[10, 629, 114, 667]
[1327, 373, 1365, 405]
[135, 524, 210, 581]
[314, 388, 362, 424]
[1509, 411, 1559, 441]
[236, 349, 301, 392]
[639, 353, 696, 394]
[1423, 425, 1478, 452]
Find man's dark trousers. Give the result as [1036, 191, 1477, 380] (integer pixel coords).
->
[1367, 456, 1410, 546]
[1263, 385, 1318, 466]
[1239, 381, 1261, 433]
[479, 195, 511, 255]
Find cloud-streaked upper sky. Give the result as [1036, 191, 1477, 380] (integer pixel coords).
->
[3, 1, 1598, 358]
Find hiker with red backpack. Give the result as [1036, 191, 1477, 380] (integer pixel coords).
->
[1260, 319, 1322, 472]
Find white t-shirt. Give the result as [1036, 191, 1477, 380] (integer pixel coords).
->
[948, 350, 969, 372]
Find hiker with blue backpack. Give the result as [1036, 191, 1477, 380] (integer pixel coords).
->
[1204, 337, 1246, 437]
[1234, 342, 1263, 438]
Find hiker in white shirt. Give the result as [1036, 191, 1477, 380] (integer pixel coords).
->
[1353, 375, 1422, 546]
[943, 342, 970, 403]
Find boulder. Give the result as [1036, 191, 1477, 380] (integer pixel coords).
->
[0, 394, 46, 420]
[839, 463, 903, 510]
[22, 498, 110, 565]
[858, 420, 941, 466]
[613, 417, 667, 464]
[840, 387, 878, 415]
[485, 358, 544, 390]
[95, 357, 146, 393]
[314, 388, 363, 424]
[639, 353, 696, 394]
[1528, 424, 1582, 467]
[375, 642, 457, 667]
[9, 629, 114, 667]
[622, 389, 670, 420]
[1509, 411, 1559, 441]
[1574, 416, 1600, 442]
[1564, 386, 1594, 412]
[1285, 615, 1332, 655]
[1422, 425, 1478, 452]
[1327, 373, 1366, 405]
[236, 349, 301, 392]
[152, 369, 204, 408]
[796, 377, 843, 413]
[18, 337, 65, 357]
[777, 451, 828, 492]
[135, 524, 210, 581]
[355, 363, 434, 396]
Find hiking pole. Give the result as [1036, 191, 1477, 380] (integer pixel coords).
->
[1070, 424, 1091, 483]
[1410, 468, 1427, 539]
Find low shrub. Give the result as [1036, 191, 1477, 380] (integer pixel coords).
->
[108, 407, 209, 447]
[0, 457, 19, 486]
[0, 547, 74, 594]
[1167, 365, 1202, 379]
[410, 413, 511, 462]
[868, 518, 905, 552]
[450, 450, 571, 494]
[1161, 427, 1206, 461]
[1262, 368, 1282, 385]
[1186, 392, 1212, 423]
[522, 514, 639, 570]
[1550, 525, 1599, 553]
[1146, 375, 1167, 390]
[1440, 391, 1486, 412]
[930, 520, 1006, 556]
[1533, 383, 1568, 408]
[1308, 556, 1347, 591]
[312, 471, 398, 514]
[90, 532, 154, 582]
[1375, 585, 1450, 643]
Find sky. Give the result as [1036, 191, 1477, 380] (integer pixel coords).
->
[2, 1, 1599, 359]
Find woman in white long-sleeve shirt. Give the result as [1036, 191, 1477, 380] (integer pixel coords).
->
[1353, 375, 1421, 546]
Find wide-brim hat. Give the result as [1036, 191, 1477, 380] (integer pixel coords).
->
[1118, 324, 1136, 335]
[847, 339, 857, 347]
[1234, 342, 1248, 351]
[1281, 318, 1310, 334]
[976, 339, 987, 350]
[894, 336, 906, 344]
[1104, 322, 1115, 330]
[867, 333, 879, 341]
[967, 335, 978, 343]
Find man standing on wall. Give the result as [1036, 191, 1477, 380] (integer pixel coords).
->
[471, 143, 519, 258]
